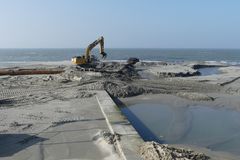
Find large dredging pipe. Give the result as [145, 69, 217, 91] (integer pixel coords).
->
[0, 68, 64, 76]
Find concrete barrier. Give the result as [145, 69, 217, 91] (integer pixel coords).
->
[96, 91, 143, 160]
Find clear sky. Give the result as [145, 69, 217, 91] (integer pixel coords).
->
[0, 0, 239, 48]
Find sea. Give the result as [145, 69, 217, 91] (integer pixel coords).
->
[0, 48, 240, 67]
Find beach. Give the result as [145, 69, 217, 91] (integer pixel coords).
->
[0, 60, 240, 159]
[1, 0, 240, 159]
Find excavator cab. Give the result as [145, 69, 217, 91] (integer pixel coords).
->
[71, 56, 87, 65]
[72, 36, 107, 66]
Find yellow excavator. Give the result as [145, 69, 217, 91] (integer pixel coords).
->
[71, 36, 107, 66]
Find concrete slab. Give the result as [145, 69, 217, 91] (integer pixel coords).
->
[0, 97, 118, 160]
[0, 90, 144, 160]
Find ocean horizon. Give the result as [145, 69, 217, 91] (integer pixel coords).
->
[0, 48, 240, 67]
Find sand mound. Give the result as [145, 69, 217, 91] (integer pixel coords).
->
[139, 141, 210, 160]
[92, 130, 120, 160]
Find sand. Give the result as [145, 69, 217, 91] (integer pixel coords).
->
[1, 60, 240, 159]
[0, 95, 120, 160]
[0, 72, 121, 159]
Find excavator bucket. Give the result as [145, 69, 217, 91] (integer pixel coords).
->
[100, 52, 107, 59]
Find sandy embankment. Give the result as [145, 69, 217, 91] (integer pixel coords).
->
[0, 60, 240, 159]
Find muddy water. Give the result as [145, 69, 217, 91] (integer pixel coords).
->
[198, 67, 221, 76]
[121, 103, 240, 155]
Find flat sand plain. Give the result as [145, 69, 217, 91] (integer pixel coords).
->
[1, 61, 240, 159]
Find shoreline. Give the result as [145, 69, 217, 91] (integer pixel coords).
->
[1, 59, 240, 68]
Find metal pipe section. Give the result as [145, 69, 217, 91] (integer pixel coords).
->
[0, 68, 64, 76]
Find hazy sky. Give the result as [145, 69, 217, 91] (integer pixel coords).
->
[0, 0, 239, 48]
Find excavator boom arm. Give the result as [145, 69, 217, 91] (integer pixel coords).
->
[85, 36, 106, 61]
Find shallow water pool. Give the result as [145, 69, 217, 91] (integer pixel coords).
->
[121, 103, 240, 155]
[198, 67, 221, 76]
